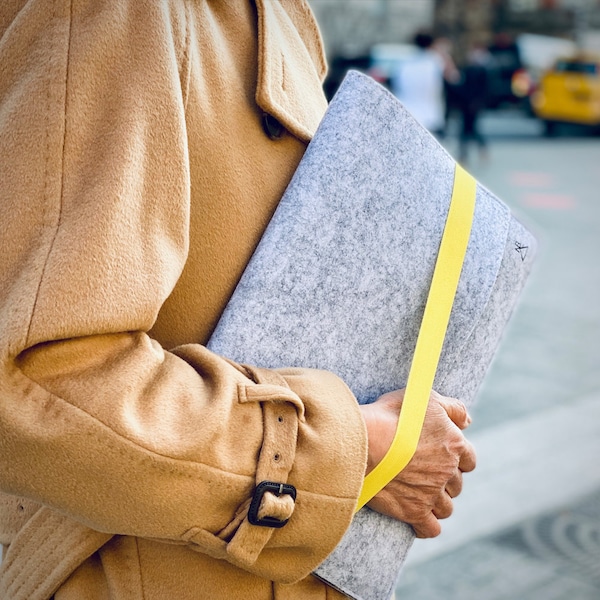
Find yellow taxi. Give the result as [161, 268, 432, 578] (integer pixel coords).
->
[531, 53, 600, 134]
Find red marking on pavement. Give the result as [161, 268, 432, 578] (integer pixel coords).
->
[509, 171, 556, 188]
[521, 193, 576, 209]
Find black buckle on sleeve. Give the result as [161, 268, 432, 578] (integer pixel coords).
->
[248, 480, 297, 528]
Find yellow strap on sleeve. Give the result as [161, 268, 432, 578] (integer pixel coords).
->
[356, 163, 477, 511]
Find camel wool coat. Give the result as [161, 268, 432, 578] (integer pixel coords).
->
[0, 1, 368, 598]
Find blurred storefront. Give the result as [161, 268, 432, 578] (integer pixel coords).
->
[308, 0, 600, 60]
[307, 0, 436, 57]
[434, 0, 600, 60]
[309, 0, 600, 105]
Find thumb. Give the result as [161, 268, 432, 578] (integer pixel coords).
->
[436, 395, 471, 430]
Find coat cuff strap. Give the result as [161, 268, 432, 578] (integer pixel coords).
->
[226, 367, 300, 568]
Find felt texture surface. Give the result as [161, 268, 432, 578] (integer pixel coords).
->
[208, 71, 537, 600]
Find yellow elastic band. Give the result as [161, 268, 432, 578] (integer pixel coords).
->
[356, 163, 477, 511]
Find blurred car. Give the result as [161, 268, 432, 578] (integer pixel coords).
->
[486, 33, 577, 111]
[322, 44, 418, 101]
[366, 43, 418, 88]
[485, 35, 527, 109]
[531, 54, 600, 134]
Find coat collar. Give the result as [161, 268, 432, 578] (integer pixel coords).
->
[254, 0, 328, 142]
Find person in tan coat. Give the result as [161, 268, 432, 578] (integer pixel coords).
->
[0, 1, 476, 598]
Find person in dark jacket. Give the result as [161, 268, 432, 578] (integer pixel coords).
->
[457, 44, 492, 164]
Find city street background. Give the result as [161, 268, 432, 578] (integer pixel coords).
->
[395, 111, 600, 598]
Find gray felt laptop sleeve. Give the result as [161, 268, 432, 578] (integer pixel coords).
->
[207, 71, 537, 600]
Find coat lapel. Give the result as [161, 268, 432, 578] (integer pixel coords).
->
[254, 0, 328, 142]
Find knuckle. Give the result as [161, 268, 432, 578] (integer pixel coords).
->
[429, 389, 443, 402]
[407, 507, 428, 522]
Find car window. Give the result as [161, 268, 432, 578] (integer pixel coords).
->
[555, 60, 598, 75]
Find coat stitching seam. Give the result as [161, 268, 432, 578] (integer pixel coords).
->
[181, 0, 192, 111]
[24, 0, 73, 349]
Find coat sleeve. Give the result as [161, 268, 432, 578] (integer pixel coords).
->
[0, 0, 367, 583]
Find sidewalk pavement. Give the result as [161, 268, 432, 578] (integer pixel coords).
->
[397, 486, 600, 599]
[396, 395, 600, 599]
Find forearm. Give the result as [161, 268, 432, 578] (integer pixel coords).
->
[0, 333, 367, 581]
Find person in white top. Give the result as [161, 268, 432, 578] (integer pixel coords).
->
[392, 32, 446, 135]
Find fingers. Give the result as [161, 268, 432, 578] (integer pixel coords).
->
[432, 490, 453, 520]
[414, 490, 454, 537]
[412, 512, 442, 539]
[432, 390, 477, 473]
[416, 485, 456, 537]
[458, 438, 477, 473]
[445, 470, 463, 498]
[434, 393, 472, 430]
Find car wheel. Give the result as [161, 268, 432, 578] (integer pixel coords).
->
[543, 120, 557, 137]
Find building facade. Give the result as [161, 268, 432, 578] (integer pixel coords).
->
[309, 0, 600, 65]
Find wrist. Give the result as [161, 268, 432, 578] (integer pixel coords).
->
[358, 404, 378, 476]
[359, 399, 401, 477]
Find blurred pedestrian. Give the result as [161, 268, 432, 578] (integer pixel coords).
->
[432, 36, 461, 137]
[457, 44, 492, 164]
[392, 31, 446, 135]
